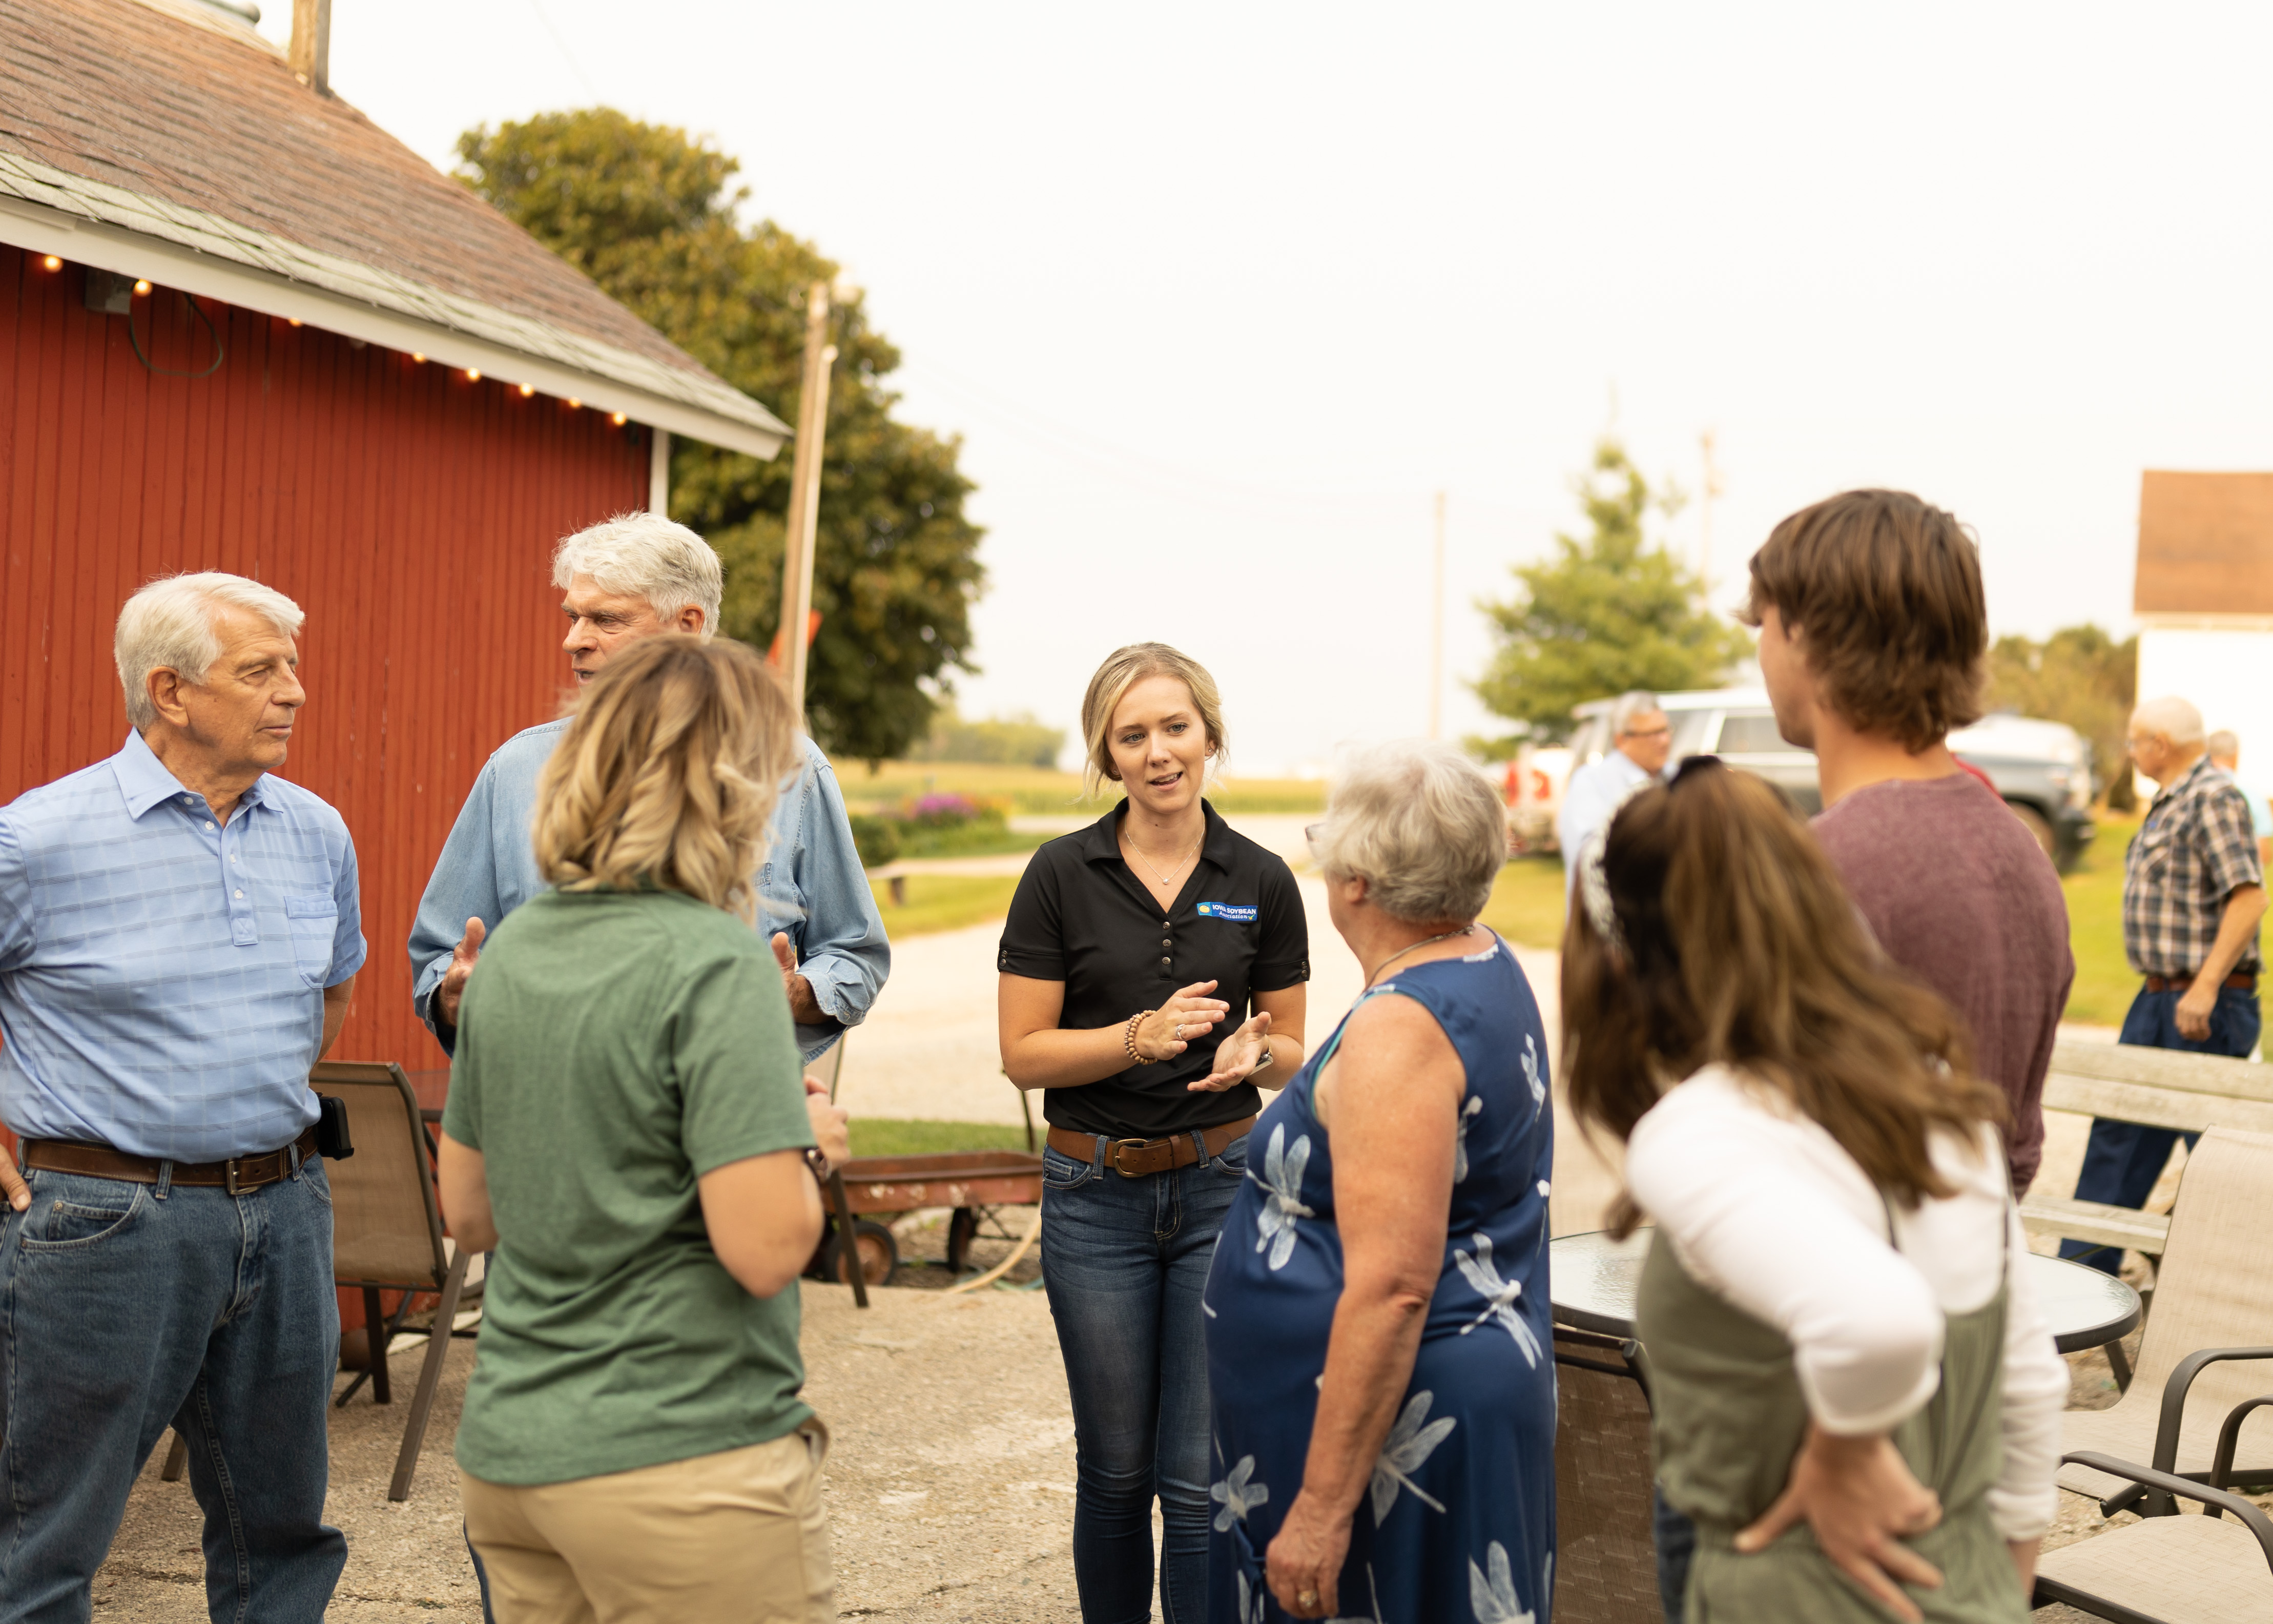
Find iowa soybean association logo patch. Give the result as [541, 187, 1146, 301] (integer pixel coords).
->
[1196, 901, 1258, 923]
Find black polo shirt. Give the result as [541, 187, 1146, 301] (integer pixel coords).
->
[998, 800, 1309, 1139]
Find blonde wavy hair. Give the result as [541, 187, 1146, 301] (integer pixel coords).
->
[1079, 642, 1228, 799]
[533, 636, 800, 918]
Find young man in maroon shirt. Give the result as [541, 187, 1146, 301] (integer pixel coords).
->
[1745, 488, 2074, 1196]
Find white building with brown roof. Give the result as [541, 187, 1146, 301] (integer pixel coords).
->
[2134, 470, 2273, 767]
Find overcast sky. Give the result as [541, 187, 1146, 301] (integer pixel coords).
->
[262, 3, 2273, 772]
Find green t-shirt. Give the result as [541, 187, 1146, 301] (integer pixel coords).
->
[442, 888, 816, 1486]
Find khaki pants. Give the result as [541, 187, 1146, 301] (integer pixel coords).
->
[461, 1421, 834, 1624]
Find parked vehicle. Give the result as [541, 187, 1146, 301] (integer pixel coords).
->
[1555, 688, 2097, 871]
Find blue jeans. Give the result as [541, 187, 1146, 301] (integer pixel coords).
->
[1653, 1485, 1695, 1622]
[2060, 983, 2263, 1276]
[1040, 1131, 1246, 1624]
[0, 1156, 347, 1624]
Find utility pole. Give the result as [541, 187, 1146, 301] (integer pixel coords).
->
[776, 282, 836, 718]
[1428, 491, 1447, 740]
[1698, 428, 1724, 590]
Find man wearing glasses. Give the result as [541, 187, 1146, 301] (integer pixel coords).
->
[1557, 690, 1672, 894]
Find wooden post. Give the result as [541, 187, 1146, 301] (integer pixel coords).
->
[776, 283, 836, 717]
[288, 0, 332, 94]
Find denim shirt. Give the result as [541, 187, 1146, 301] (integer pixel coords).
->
[0, 730, 368, 1160]
[408, 722, 888, 1062]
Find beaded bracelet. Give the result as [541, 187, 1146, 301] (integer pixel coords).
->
[1124, 1008, 1159, 1065]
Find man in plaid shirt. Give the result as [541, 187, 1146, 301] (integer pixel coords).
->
[2060, 694, 2266, 1274]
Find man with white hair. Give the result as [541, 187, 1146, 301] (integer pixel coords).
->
[1556, 690, 1671, 890]
[0, 573, 363, 1616]
[2208, 728, 2273, 869]
[410, 513, 888, 1062]
[2060, 695, 2266, 1274]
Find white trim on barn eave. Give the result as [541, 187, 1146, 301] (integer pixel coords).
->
[0, 165, 787, 462]
[2136, 612, 2273, 633]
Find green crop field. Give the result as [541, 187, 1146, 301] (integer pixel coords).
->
[828, 758, 1326, 817]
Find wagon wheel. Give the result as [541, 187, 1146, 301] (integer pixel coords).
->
[824, 1219, 898, 1287]
[946, 1207, 981, 1273]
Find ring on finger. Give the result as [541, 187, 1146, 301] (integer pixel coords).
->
[1173, 1023, 1184, 1040]
[1297, 1591, 1319, 1612]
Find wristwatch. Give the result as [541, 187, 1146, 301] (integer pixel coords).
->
[1250, 1042, 1274, 1079]
[804, 1146, 832, 1180]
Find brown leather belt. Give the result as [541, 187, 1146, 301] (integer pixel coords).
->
[22, 1128, 320, 1195]
[1047, 1116, 1255, 1178]
[2143, 973, 2258, 994]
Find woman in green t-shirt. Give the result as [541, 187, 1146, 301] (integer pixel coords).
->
[439, 635, 851, 1624]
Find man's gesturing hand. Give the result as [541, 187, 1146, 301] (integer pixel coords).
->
[436, 917, 486, 1030]
[1735, 1427, 1944, 1622]
[804, 1077, 851, 1170]
[771, 933, 828, 1025]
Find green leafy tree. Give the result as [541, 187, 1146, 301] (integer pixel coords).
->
[1985, 625, 2138, 809]
[457, 109, 985, 763]
[1474, 437, 1751, 742]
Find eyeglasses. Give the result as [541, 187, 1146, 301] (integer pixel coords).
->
[1621, 724, 1672, 741]
[1304, 820, 1327, 857]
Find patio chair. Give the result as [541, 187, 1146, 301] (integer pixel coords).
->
[2059, 1126, 2273, 1515]
[310, 1061, 471, 1502]
[2034, 1450, 2273, 1623]
[1551, 1324, 1661, 1624]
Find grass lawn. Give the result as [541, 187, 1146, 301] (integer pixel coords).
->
[1481, 855, 1569, 951]
[848, 1117, 1038, 1158]
[869, 872, 1024, 937]
[829, 758, 1326, 817]
[2061, 812, 2139, 1027]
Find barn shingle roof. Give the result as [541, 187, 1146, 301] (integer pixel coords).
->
[0, 0, 788, 456]
[2136, 471, 2273, 619]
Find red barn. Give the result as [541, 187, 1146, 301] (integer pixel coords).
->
[0, 0, 790, 1083]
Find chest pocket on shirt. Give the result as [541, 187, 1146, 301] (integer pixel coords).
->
[285, 894, 338, 988]
[2132, 818, 2179, 883]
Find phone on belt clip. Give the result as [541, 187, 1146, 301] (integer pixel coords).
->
[315, 1095, 355, 1160]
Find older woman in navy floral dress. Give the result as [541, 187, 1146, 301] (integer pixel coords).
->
[1204, 741, 1556, 1623]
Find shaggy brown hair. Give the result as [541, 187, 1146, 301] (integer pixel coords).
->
[533, 636, 800, 919]
[1561, 761, 2005, 1232]
[1742, 489, 1987, 751]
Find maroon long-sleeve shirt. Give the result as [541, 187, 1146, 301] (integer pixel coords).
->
[1813, 771, 2075, 1195]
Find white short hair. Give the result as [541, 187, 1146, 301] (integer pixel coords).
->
[1608, 690, 1664, 738]
[1314, 740, 1506, 923]
[2133, 695, 2207, 747]
[552, 512, 722, 638]
[115, 573, 305, 731]
[2208, 729, 2240, 761]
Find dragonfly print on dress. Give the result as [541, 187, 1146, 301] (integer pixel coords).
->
[1211, 1454, 1270, 1532]
[1369, 1390, 1456, 1524]
[1453, 1094, 1484, 1183]
[1251, 1122, 1314, 1270]
[1452, 1233, 1542, 1367]
[1468, 1542, 1547, 1624]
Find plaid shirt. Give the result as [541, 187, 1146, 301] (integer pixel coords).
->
[2122, 753, 2265, 979]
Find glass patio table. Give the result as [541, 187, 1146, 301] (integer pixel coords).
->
[1550, 1227, 2141, 1357]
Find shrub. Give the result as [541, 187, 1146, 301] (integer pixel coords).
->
[847, 813, 902, 869]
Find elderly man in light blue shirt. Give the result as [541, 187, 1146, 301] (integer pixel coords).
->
[0, 573, 362, 1621]
[409, 513, 888, 1062]
[1557, 690, 1673, 890]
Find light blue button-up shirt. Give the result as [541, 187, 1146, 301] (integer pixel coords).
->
[1557, 748, 1662, 894]
[0, 730, 367, 1161]
[408, 723, 888, 1063]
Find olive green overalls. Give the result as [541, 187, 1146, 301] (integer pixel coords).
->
[1633, 1218, 2031, 1623]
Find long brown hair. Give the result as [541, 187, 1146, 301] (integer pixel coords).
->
[1561, 761, 2002, 1228]
[533, 635, 800, 919]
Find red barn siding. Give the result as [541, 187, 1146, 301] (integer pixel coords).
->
[0, 243, 652, 1070]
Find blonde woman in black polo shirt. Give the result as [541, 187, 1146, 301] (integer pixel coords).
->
[999, 643, 1309, 1624]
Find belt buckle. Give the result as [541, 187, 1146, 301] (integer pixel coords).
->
[1109, 1138, 1153, 1177]
[224, 1158, 242, 1197]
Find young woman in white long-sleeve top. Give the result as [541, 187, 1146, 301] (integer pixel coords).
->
[1561, 757, 2067, 1624]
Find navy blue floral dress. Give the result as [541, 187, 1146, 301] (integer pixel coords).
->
[1203, 936, 1557, 1624]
